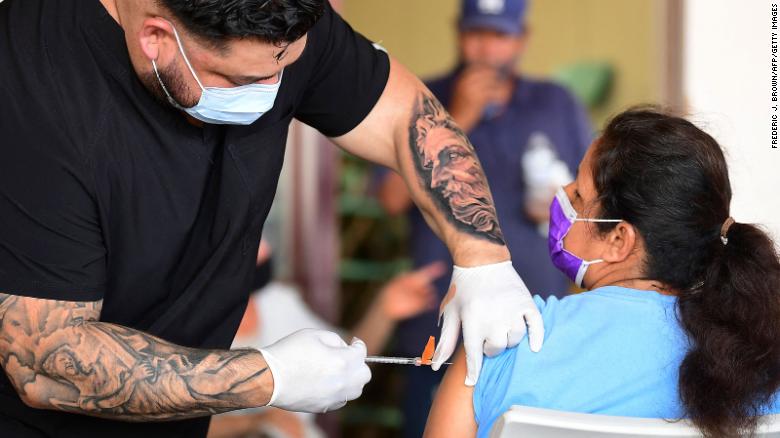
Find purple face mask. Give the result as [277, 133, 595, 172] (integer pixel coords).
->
[548, 187, 622, 288]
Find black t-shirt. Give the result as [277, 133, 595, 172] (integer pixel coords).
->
[0, 0, 389, 436]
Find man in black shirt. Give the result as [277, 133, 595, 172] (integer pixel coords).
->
[0, 0, 545, 437]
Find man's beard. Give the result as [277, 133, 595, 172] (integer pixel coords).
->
[138, 59, 200, 109]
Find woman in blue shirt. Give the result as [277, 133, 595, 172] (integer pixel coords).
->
[423, 108, 780, 438]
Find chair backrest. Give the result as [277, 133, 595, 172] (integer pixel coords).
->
[489, 406, 780, 438]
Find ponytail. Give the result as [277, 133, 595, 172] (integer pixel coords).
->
[678, 222, 780, 437]
[592, 108, 780, 438]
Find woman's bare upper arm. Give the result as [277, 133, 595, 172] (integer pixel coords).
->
[424, 346, 478, 438]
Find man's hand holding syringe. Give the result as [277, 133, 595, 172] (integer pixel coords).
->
[257, 332, 451, 414]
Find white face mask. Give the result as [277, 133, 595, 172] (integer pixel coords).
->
[152, 23, 283, 125]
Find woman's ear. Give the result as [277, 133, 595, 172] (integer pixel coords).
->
[601, 222, 637, 263]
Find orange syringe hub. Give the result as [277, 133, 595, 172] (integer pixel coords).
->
[421, 336, 435, 365]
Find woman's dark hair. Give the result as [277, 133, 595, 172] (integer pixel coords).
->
[591, 107, 780, 437]
[158, 0, 324, 49]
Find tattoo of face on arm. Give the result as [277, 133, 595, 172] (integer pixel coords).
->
[409, 93, 505, 245]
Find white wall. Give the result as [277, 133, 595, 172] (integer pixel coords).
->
[684, 0, 780, 243]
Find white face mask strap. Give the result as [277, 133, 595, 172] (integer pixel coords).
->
[583, 258, 604, 266]
[556, 187, 622, 223]
[152, 58, 183, 109]
[574, 263, 589, 288]
[574, 258, 605, 288]
[168, 23, 205, 91]
[574, 218, 623, 223]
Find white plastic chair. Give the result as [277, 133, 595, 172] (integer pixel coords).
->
[489, 406, 780, 438]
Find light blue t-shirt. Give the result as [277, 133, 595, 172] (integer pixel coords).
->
[473, 286, 780, 438]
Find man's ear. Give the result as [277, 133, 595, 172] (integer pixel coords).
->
[601, 222, 637, 263]
[138, 17, 176, 63]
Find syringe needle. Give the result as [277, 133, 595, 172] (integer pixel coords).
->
[365, 356, 416, 365]
[365, 356, 452, 366]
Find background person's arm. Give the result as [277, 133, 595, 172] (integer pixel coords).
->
[423, 347, 477, 438]
[0, 293, 273, 421]
[377, 170, 414, 216]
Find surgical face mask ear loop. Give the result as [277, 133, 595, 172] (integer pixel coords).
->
[152, 58, 185, 109]
[166, 22, 207, 93]
[548, 187, 623, 288]
[570, 216, 625, 288]
[151, 22, 204, 111]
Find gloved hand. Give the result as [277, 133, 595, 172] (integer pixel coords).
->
[431, 261, 544, 386]
[259, 329, 371, 413]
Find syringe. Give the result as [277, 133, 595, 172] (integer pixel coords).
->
[365, 356, 452, 366]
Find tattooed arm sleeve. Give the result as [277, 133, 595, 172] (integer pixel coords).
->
[332, 58, 509, 262]
[0, 293, 273, 422]
[407, 93, 504, 245]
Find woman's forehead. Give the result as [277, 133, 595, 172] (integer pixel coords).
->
[576, 141, 598, 194]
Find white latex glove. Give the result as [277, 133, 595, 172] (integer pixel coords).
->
[259, 329, 371, 413]
[431, 261, 544, 386]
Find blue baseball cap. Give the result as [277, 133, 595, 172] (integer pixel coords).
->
[459, 0, 528, 35]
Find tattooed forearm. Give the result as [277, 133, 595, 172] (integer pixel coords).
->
[408, 93, 505, 245]
[0, 293, 271, 422]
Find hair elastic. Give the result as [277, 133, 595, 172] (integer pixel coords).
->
[720, 217, 735, 245]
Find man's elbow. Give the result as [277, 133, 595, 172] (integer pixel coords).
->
[19, 385, 82, 412]
[19, 392, 50, 410]
[1, 364, 47, 409]
[6, 371, 71, 411]
[13, 382, 51, 410]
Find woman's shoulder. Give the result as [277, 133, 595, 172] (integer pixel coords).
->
[474, 286, 685, 426]
[528, 286, 680, 348]
[535, 286, 677, 314]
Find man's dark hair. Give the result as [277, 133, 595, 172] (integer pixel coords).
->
[157, 0, 325, 49]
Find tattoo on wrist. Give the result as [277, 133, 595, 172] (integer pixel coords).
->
[409, 92, 505, 244]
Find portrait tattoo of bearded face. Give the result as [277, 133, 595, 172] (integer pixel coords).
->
[409, 93, 505, 245]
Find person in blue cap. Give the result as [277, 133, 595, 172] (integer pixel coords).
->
[376, 0, 592, 435]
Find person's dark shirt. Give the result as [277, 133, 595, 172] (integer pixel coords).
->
[0, 0, 389, 436]
[394, 69, 591, 356]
